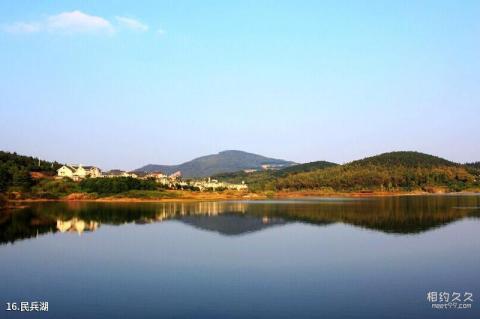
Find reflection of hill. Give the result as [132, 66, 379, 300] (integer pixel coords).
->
[244, 196, 480, 233]
[179, 213, 286, 236]
[0, 196, 479, 244]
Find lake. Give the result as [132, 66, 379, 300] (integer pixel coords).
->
[1, 195, 479, 318]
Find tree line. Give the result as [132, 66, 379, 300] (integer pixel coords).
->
[0, 151, 61, 194]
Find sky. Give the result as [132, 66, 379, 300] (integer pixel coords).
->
[0, 1, 479, 170]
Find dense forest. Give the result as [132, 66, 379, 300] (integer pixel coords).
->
[79, 177, 158, 195]
[0, 151, 61, 194]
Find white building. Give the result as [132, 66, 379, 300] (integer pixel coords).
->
[103, 170, 138, 178]
[57, 165, 102, 181]
[190, 178, 248, 191]
[144, 172, 169, 185]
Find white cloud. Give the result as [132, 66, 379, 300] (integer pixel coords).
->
[115, 16, 148, 32]
[3, 10, 114, 35]
[47, 11, 114, 34]
[3, 11, 163, 37]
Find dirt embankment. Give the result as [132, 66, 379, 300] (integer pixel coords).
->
[9, 189, 480, 204]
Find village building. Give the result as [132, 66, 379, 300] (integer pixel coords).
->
[56, 164, 248, 191]
[145, 172, 167, 179]
[189, 177, 247, 191]
[143, 171, 169, 185]
[133, 171, 148, 179]
[103, 170, 138, 178]
[57, 165, 102, 181]
[169, 171, 182, 180]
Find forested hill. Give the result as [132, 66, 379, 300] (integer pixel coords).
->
[0, 151, 61, 192]
[0, 151, 60, 172]
[348, 151, 457, 168]
[466, 162, 480, 170]
[275, 151, 479, 192]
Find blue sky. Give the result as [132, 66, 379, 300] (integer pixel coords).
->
[0, 1, 479, 170]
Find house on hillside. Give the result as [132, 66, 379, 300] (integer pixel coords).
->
[145, 172, 167, 179]
[169, 171, 182, 180]
[134, 171, 148, 179]
[57, 165, 102, 181]
[103, 170, 138, 178]
[145, 171, 169, 185]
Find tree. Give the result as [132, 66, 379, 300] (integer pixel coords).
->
[0, 165, 11, 192]
[11, 168, 33, 191]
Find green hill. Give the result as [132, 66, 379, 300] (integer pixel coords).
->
[349, 151, 456, 168]
[275, 152, 478, 192]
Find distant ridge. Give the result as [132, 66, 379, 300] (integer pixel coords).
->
[135, 150, 296, 178]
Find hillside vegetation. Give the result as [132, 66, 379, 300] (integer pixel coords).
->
[213, 160, 338, 191]
[275, 152, 479, 192]
[466, 162, 480, 170]
[0, 151, 61, 193]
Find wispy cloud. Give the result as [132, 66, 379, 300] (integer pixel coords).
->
[115, 16, 148, 32]
[2, 11, 165, 37]
[47, 11, 114, 34]
[3, 22, 41, 34]
[3, 10, 114, 35]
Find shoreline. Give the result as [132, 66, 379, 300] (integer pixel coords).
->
[9, 190, 480, 204]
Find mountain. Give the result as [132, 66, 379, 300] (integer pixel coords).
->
[135, 150, 296, 177]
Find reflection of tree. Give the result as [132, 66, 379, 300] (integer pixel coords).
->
[0, 208, 57, 244]
[0, 196, 479, 244]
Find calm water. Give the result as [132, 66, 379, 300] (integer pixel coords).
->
[1, 195, 479, 318]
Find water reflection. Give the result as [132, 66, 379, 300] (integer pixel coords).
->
[1, 195, 479, 244]
[57, 218, 99, 234]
